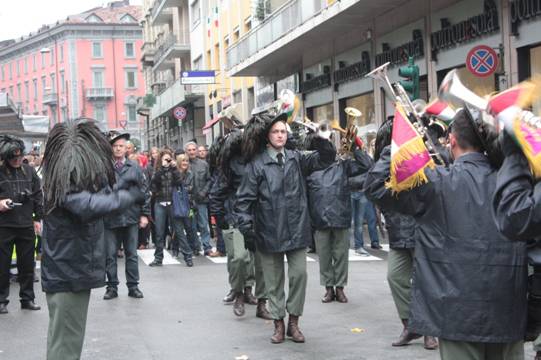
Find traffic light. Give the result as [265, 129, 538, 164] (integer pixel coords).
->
[399, 56, 420, 101]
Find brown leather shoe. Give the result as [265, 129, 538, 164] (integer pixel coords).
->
[271, 319, 285, 344]
[243, 287, 258, 305]
[335, 287, 348, 303]
[256, 299, 272, 320]
[208, 250, 225, 257]
[321, 287, 335, 303]
[286, 315, 306, 343]
[392, 319, 422, 346]
[233, 293, 245, 317]
[423, 336, 438, 350]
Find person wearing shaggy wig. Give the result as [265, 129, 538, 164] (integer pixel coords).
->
[40, 120, 144, 360]
[235, 112, 335, 344]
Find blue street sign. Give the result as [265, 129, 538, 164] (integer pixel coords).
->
[181, 71, 216, 85]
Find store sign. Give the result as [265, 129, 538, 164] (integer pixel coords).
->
[510, 0, 541, 35]
[375, 30, 424, 67]
[466, 45, 498, 77]
[431, 0, 499, 60]
[302, 73, 331, 94]
[181, 71, 215, 85]
[334, 51, 371, 85]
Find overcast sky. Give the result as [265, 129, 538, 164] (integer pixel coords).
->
[0, 0, 143, 42]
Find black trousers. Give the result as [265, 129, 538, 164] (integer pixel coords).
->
[0, 227, 35, 304]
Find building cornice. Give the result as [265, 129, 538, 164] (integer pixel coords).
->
[0, 23, 143, 61]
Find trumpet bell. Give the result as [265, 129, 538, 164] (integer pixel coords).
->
[330, 119, 347, 134]
[438, 69, 488, 111]
[345, 107, 362, 118]
[365, 62, 391, 80]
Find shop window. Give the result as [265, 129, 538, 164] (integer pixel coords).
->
[309, 103, 334, 123]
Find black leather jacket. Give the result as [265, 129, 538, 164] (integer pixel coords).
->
[235, 139, 335, 253]
[41, 186, 142, 293]
[104, 159, 151, 229]
[365, 147, 527, 343]
[0, 163, 43, 228]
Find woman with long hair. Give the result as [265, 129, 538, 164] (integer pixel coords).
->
[149, 149, 193, 267]
[172, 154, 197, 261]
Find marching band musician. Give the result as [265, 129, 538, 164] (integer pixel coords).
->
[209, 126, 271, 320]
[493, 127, 541, 360]
[235, 112, 335, 344]
[364, 109, 528, 360]
[304, 132, 370, 304]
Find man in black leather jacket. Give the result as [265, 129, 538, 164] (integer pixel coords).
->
[235, 113, 335, 344]
[0, 135, 43, 314]
[493, 129, 541, 360]
[103, 131, 151, 300]
[364, 110, 527, 360]
[40, 121, 144, 360]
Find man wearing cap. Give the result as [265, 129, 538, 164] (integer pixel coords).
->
[235, 113, 335, 344]
[0, 135, 43, 314]
[103, 131, 151, 300]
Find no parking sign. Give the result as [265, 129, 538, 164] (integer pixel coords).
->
[466, 45, 498, 78]
[173, 106, 187, 121]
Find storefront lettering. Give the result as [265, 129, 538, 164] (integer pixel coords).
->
[510, 0, 541, 35]
[302, 73, 331, 94]
[333, 51, 371, 85]
[431, 0, 499, 59]
[375, 30, 424, 67]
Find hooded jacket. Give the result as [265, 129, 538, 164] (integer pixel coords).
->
[364, 147, 527, 343]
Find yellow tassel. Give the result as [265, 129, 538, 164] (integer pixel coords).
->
[385, 137, 435, 193]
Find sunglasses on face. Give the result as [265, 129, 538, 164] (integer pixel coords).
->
[163, 158, 172, 162]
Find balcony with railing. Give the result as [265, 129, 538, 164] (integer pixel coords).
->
[226, 0, 402, 76]
[150, 0, 175, 25]
[141, 42, 156, 66]
[86, 88, 114, 101]
[153, 32, 190, 71]
[42, 89, 58, 106]
[150, 79, 204, 121]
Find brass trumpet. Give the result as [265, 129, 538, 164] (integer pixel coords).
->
[339, 107, 362, 156]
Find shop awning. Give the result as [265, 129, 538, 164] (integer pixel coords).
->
[202, 103, 244, 130]
[202, 115, 221, 130]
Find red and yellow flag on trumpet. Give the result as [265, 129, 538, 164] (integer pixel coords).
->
[491, 77, 541, 178]
[386, 103, 436, 193]
[424, 99, 456, 125]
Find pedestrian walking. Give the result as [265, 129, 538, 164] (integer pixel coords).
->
[103, 131, 151, 300]
[235, 113, 335, 343]
[0, 135, 43, 314]
[40, 120, 144, 359]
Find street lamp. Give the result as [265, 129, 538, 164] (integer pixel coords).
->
[40, 45, 61, 125]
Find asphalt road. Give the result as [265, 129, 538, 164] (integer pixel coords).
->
[0, 238, 536, 360]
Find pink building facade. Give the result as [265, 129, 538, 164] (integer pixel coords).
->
[0, 1, 145, 136]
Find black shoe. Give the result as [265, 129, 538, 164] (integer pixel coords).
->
[204, 249, 212, 256]
[0, 303, 7, 314]
[186, 258, 193, 267]
[172, 250, 179, 258]
[149, 260, 162, 267]
[223, 289, 235, 304]
[103, 288, 118, 300]
[21, 301, 41, 311]
[371, 243, 383, 250]
[128, 288, 144, 299]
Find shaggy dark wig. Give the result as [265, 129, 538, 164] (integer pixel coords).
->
[218, 129, 243, 180]
[208, 135, 225, 175]
[0, 135, 25, 161]
[41, 119, 116, 213]
[241, 113, 287, 162]
[374, 116, 394, 162]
